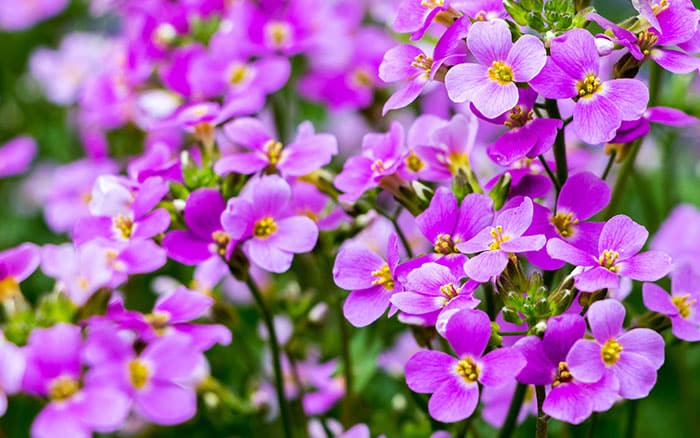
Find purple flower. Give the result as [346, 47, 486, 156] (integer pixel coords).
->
[547, 214, 672, 292]
[0, 336, 24, 416]
[392, 0, 453, 40]
[41, 242, 112, 305]
[0, 136, 37, 178]
[609, 106, 699, 144]
[643, 264, 700, 341]
[445, 20, 546, 118]
[23, 324, 130, 438]
[333, 233, 401, 327]
[651, 204, 700, 271]
[0, 0, 68, 31]
[405, 309, 525, 422]
[379, 44, 436, 114]
[526, 172, 610, 270]
[162, 188, 230, 265]
[567, 299, 665, 399]
[215, 118, 337, 177]
[632, 0, 700, 47]
[222, 175, 319, 273]
[530, 29, 649, 144]
[481, 381, 537, 428]
[457, 197, 546, 282]
[0, 243, 40, 300]
[391, 259, 480, 325]
[514, 314, 619, 424]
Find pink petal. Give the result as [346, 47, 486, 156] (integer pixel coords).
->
[587, 299, 625, 342]
[466, 19, 513, 65]
[507, 34, 546, 82]
[428, 377, 479, 423]
[405, 350, 455, 393]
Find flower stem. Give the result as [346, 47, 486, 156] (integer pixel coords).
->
[497, 383, 527, 438]
[336, 295, 355, 425]
[535, 385, 549, 438]
[545, 99, 568, 189]
[378, 208, 414, 258]
[601, 150, 616, 181]
[538, 155, 560, 192]
[243, 274, 293, 438]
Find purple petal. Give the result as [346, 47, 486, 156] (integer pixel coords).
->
[598, 214, 648, 257]
[557, 172, 610, 220]
[530, 58, 578, 99]
[617, 251, 672, 282]
[543, 383, 593, 424]
[184, 189, 225, 239]
[444, 62, 488, 103]
[602, 79, 648, 121]
[646, 106, 698, 127]
[31, 404, 90, 438]
[404, 262, 455, 296]
[245, 239, 294, 273]
[214, 152, 269, 175]
[455, 194, 494, 242]
[223, 117, 272, 150]
[587, 299, 625, 342]
[550, 29, 599, 79]
[614, 353, 658, 399]
[162, 230, 213, 265]
[543, 314, 586, 364]
[463, 250, 509, 282]
[269, 216, 318, 253]
[445, 309, 491, 358]
[527, 118, 563, 158]
[500, 235, 546, 253]
[383, 76, 429, 115]
[488, 128, 538, 166]
[416, 187, 458, 243]
[333, 246, 385, 290]
[428, 377, 479, 423]
[567, 339, 605, 383]
[378, 44, 423, 82]
[467, 19, 513, 65]
[572, 93, 621, 144]
[670, 315, 700, 342]
[405, 350, 456, 393]
[497, 197, 533, 237]
[75, 386, 130, 431]
[474, 81, 519, 119]
[617, 328, 665, 369]
[0, 135, 37, 177]
[479, 347, 526, 387]
[546, 238, 596, 266]
[651, 48, 700, 74]
[391, 292, 444, 315]
[250, 175, 292, 217]
[279, 134, 337, 176]
[132, 208, 170, 239]
[642, 282, 678, 316]
[574, 267, 620, 292]
[343, 287, 392, 327]
[507, 35, 546, 82]
[135, 381, 196, 425]
[156, 289, 213, 322]
[0, 243, 40, 282]
[513, 336, 554, 385]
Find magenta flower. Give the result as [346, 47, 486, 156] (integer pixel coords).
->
[457, 197, 546, 282]
[526, 172, 610, 270]
[405, 309, 525, 422]
[23, 324, 130, 438]
[215, 118, 337, 177]
[530, 29, 649, 144]
[643, 264, 700, 341]
[333, 234, 401, 327]
[567, 299, 665, 399]
[391, 259, 480, 325]
[0, 136, 37, 178]
[610, 106, 699, 144]
[379, 44, 436, 114]
[514, 315, 619, 424]
[547, 214, 672, 292]
[162, 188, 230, 265]
[0, 336, 24, 417]
[392, 0, 453, 40]
[0, 243, 40, 299]
[632, 0, 699, 47]
[41, 242, 112, 305]
[445, 20, 546, 118]
[0, 0, 68, 31]
[222, 175, 318, 273]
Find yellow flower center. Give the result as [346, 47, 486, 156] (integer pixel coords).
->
[652, 0, 670, 15]
[114, 215, 134, 239]
[598, 249, 619, 272]
[253, 217, 278, 239]
[672, 294, 696, 319]
[411, 54, 433, 77]
[439, 283, 460, 300]
[552, 361, 573, 387]
[371, 159, 386, 174]
[49, 376, 80, 401]
[129, 359, 150, 390]
[504, 105, 533, 128]
[405, 150, 425, 172]
[351, 67, 374, 88]
[371, 264, 394, 291]
[211, 230, 231, 256]
[447, 152, 470, 175]
[455, 357, 480, 383]
[265, 21, 291, 47]
[637, 30, 659, 56]
[421, 0, 444, 8]
[601, 339, 623, 365]
[551, 212, 579, 237]
[487, 61, 514, 85]
[0, 276, 20, 301]
[488, 225, 511, 250]
[263, 139, 283, 166]
[146, 311, 170, 335]
[434, 233, 458, 255]
[576, 73, 602, 98]
[228, 64, 249, 85]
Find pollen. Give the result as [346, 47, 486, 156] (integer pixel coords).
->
[265, 21, 291, 48]
[146, 310, 171, 335]
[421, 0, 444, 8]
[576, 73, 602, 98]
[652, 0, 670, 15]
[114, 215, 134, 239]
[434, 233, 458, 255]
[447, 152, 470, 174]
[405, 150, 425, 172]
[637, 31, 659, 57]
[0, 276, 20, 301]
[487, 61, 514, 85]
[129, 359, 151, 390]
[263, 139, 283, 166]
[488, 225, 511, 250]
[371, 159, 386, 174]
[504, 105, 533, 129]
[49, 376, 80, 401]
[552, 361, 573, 387]
[598, 249, 619, 272]
[672, 294, 696, 319]
[228, 64, 249, 86]
[253, 217, 278, 239]
[351, 67, 374, 88]
[411, 54, 433, 77]
[371, 264, 394, 291]
[601, 338, 623, 365]
[455, 357, 480, 383]
[211, 230, 231, 256]
[551, 212, 579, 237]
[439, 282, 460, 300]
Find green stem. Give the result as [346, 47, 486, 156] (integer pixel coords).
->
[378, 208, 414, 258]
[499, 331, 529, 336]
[243, 275, 293, 438]
[586, 413, 599, 438]
[538, 155, 560, 193]
[545, 99, 568, 188]
[602, 139, 642, 219]
[535, 385, 549, 438]
[336, 296, 355, 425]
[497, 383, 528, 438]
[601, 151, 616, 181]
[625, 400, 639, 438]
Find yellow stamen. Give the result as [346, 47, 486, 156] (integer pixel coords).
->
[598, 249, 619, 272]
[652, 0, 670, 15]
[405, 150, 425, 172]
[129, 359, 150, 390]
[0, 277, 20, 301]
[488, 225, 511, 250]
[487, 61, 514, 85]
[263, 139, 283, 166]
[421, 0, 444, 8]
[455, 357, 479, 383]
[114, 215, 134, 239]
[211, 230, 231, 256]
[601, 339, 623, 365]
[672, 294, 696, 319]
[434, 233, 458, 255]
[49, 376, 80, 401]
[576, 73, 602, 98]
[439, 283, 460, 300]
[552, 361, 573, 387]
[371, 264, 394, 291]
[253, 217, 278, 239]
[551, 212, 579, 237]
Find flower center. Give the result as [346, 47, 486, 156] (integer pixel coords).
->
[455, 357, 479, 383]
[601, 338, 623, 365]
[49, 376, 80, 401]
[371, 159, 386, 174]
[228, 64, 249, 86]
[552, 361, 573, 387]
[598, 249, 619, 272]
[411, 54, 433, 77]
[211, 230, 231, 256]
[263, 139, 283, 166]
[447, 152, 470, 174]
[421, 0, 444, 8]
[371, 264, 394, 291]
[504, 105, 533, 128]
[652, 0, 670, 15]
[405, 150, 425, 172]
[487, 61, 514, 85]
[265, 21, 291, 48]
[146, 311, 170, 334]
[439, 282, 460, 300]
[434, 233, 458, 255]
[576, 73, 602, 98]
[114, 214, 134, 239]
[551, 212, 579, 237]
[672, 294, 696, 319]
[488, 225, 511, 250]
[253, 217, 278, 239]
[351, 67, 374, 88]
[129, 359, 150, 390]
[637, 30, 659, 56]
[0, 276, 20, 301]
